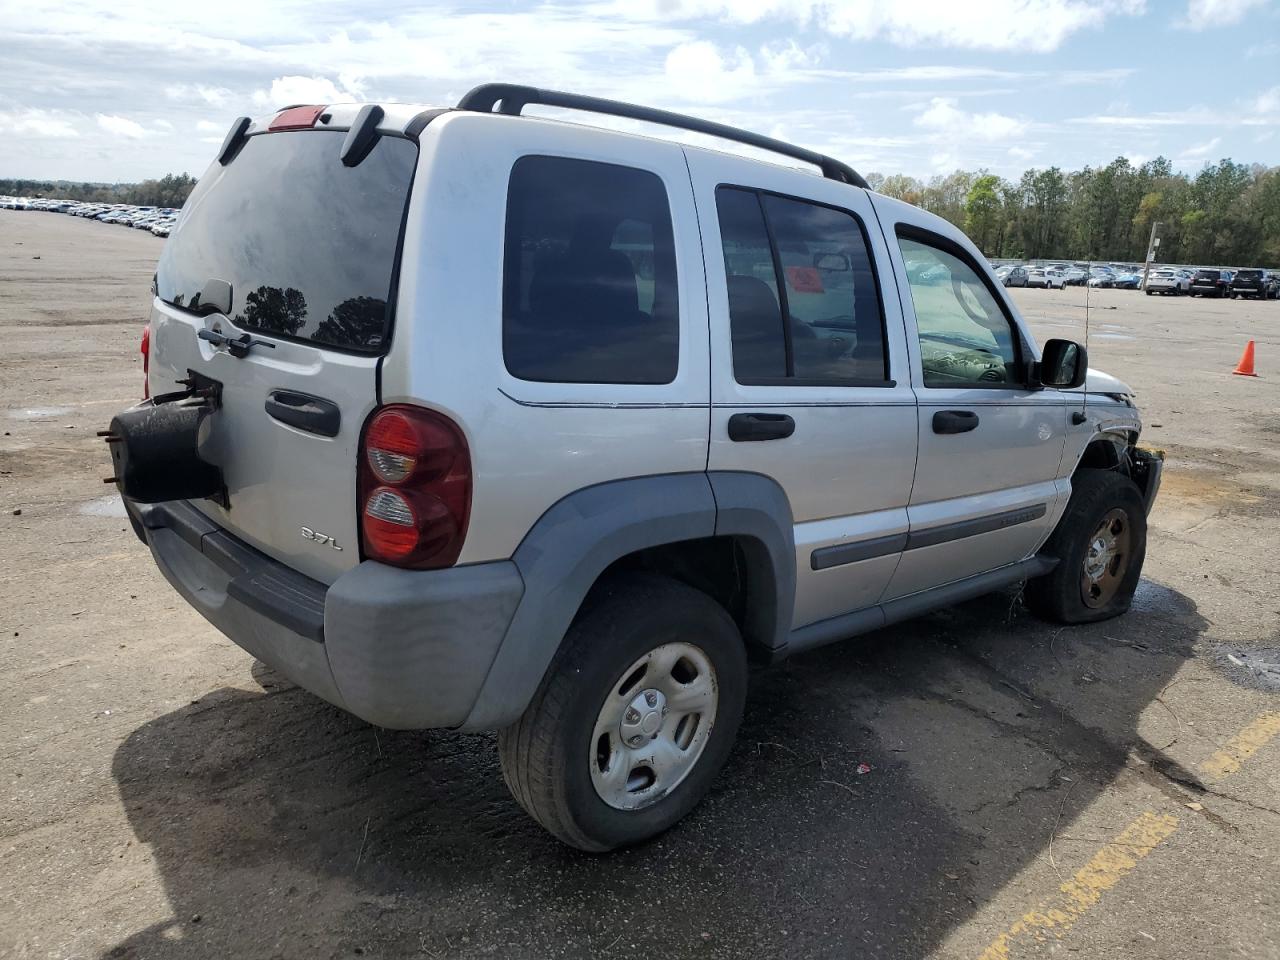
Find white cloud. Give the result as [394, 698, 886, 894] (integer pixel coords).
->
[663, 41, 758, 102]
[1009, 145, 1037, 161]
[250, 76, 359, 109]
[1181, 0, 1268, 28]
[95, 114, 150, 138]
[915, 97, 1027, 140]
[164, 83, 233, 106]
[1254, 86, 1280, 115]
[194, 119, 224, 133]
[0, 106, 79, 138]
[1179, 136, 1222, 159]
[614, 0, 1148, 52]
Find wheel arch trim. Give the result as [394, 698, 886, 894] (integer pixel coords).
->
[459, 472, 796, 730]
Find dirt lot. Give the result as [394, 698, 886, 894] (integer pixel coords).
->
[2, 209, 1278, 960]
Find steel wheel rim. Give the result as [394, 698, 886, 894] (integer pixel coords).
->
[1080, 507, 1132, 609]
[588, 641, 719, 811]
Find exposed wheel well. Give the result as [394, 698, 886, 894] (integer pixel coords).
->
[1075, 434, 1137, 476]
[597, 536, 778, 661]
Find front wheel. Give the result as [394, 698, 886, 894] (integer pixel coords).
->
[1025, 469, 1147, 624]
[498, 574, 748, 851]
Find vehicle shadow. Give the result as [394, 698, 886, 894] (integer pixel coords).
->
[102, 577, 1203, 960]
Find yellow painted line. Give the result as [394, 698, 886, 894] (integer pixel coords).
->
[977, 811, 1179, 960]
[1199, 711, 1280, 784]
[977, 709, 1280, 959]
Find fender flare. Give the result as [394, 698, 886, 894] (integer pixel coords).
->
[460, 472, 795, 730]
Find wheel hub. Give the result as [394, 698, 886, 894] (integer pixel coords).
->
[1079, 508, 1132, 608]
[621, 688, 667, 744]
[589, 642, 719, 811]
[1085, 536, 1111, 581]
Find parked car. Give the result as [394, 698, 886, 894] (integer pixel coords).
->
[1145, 269, 1191, 295]
[1062, 266, 1089, 286]
[1087, 267, 1115, 288]
[1113, 272, 1142, 291]
[997, 264, 1029, 287]
[1189, 269, 1233, 297]
[106, 85, 1162, 852]
[1026, 267, 1060, 289]
[1230, 268, 1276, 300]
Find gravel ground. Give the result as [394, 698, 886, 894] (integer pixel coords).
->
[2, 209, 1278, 960]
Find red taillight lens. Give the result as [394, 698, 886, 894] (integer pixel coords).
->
[268, 105, 326, 131]
[140, 324, 151, 399]
[358, 405, 471, 569]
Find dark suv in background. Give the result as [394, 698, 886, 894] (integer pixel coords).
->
[1190, 269, 1234, 298]
[1230, 269, 1278, 300]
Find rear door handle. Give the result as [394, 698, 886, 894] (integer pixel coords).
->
[728, 412, 795, 442]
[265, 390, 341, 438]
[932, 410, 980, 434]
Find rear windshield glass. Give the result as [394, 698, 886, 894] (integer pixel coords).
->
[1236, 269, 1263, 280]
[1194, 270, 1220, 279]
[156, 131, 417, 353]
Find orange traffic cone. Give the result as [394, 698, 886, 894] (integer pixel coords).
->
[1233, 340, 1258, 377]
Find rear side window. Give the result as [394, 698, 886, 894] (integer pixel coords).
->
[715, 186, 888, 385]
[502, 156, 679, 384]
[156, 131, 417, 353]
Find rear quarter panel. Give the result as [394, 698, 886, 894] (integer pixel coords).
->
[380, 113, 711, 564]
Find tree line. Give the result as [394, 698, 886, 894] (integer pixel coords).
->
[1, 173, 197, 208]
[6, 156, 1279, 266]
[867, 157, 1280, 267]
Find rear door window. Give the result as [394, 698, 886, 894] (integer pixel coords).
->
[502, 155, 679, 384]
[156, 131, 417, 353]
[715, 186, 888, 385]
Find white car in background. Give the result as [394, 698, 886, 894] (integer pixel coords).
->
[1145, 269, 1191, 296]
[1026, 267, 1067, 289]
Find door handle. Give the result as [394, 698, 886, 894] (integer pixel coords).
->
[265, 390, 341, 437]
[932, 410, 979, 434]
[728, 412, 795, 442]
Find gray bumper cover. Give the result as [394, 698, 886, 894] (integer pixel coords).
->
[131, 499, 524, 729]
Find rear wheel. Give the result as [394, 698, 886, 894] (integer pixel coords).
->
[498, 574, 748, 851]
[1026, 469, 1147, 624]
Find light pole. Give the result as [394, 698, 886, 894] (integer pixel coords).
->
[1140, 221, 1162, 291]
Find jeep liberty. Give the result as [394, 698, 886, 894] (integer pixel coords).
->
[107, 85, 1163, 851]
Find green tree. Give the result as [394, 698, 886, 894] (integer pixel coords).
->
[964, 174, 1003, 254]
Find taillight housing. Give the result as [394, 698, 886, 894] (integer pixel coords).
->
[140, 324, 151, 399]
[358, 405, 472, 570]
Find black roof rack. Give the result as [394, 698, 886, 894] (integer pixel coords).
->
[456, 83, 869, 189]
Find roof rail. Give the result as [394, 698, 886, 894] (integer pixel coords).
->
[456, 83, 870, 189]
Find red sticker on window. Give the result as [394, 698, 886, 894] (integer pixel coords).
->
[784, 265, 824, 293]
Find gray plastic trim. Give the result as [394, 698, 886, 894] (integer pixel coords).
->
[811, 532, 908, 571]
[461, 471, 798, 730]
[787, 556, 1056, 655]
[905, 504, 1047, 551]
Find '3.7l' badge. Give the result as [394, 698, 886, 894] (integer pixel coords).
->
[301, 526, 343, 550]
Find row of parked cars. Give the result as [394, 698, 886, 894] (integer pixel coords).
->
[995, 260, 1279, 299]
[1146, 267, 1280, 299]
[0, 196, 180, 237]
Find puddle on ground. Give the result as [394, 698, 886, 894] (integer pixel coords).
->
[79, 495, 128, 518]
[6, 406, 72, 420]
[1211, 644, 1280, 693]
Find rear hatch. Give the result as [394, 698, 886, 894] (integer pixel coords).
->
[1192, 270, 1220, 286]
[148, 123, 418, 583]
[1233, 269, 1264, 289]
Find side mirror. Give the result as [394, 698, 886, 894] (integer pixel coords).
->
[1036, 338, 1087, 389]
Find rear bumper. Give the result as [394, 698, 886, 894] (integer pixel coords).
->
[129, 499, 525, 729]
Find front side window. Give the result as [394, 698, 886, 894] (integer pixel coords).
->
[897, 234, 1022, 388]
[716, 186, 888, 385]
[502, 156, 679, 384]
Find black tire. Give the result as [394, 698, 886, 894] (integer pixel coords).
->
[498, 574, 748, 852]
[1025, 469, 1147, 624]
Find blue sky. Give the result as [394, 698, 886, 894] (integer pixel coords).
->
[1, 0, 1277, 182]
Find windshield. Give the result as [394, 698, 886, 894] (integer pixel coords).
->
[157, 131, 418, 354]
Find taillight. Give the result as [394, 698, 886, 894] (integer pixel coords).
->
[140, 324, 150, 399]
[358, 405, 471, 569]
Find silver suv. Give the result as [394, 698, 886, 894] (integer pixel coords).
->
[107, 85, 1162, 851]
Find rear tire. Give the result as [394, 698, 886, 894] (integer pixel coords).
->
[1025, 469, 1147, 624]
[498, 574, 748, 852]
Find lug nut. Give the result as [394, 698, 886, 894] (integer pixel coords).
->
[625, 707, 640, 723]
[645, 691, 657, 707]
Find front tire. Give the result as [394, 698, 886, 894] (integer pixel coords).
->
[1025, 469, 1147, 624]
[498, 574, 748, 852]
